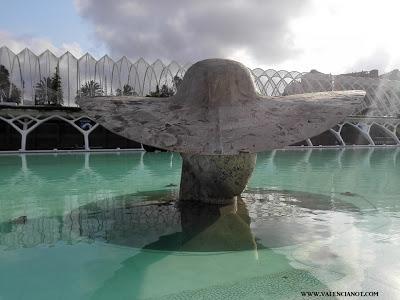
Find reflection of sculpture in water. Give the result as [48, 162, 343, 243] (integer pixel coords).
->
[74, 197, 260, 252]
[173, 199, 256, 252]
[0, 188, 360, 252]
[78, 59, 366, 204]
[87, 194, 348, 300]
[1, 186, 365, 298]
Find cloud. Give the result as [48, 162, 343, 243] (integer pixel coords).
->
[74, 0, 311, 66]
[3, 0, 398, 73]
[347, 49, 392, 73]
[0, 30, 84, 58]
[286, 0, 400, 74]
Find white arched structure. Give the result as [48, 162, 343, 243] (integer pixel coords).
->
[1, 47, 400, 151]
[302, 117, 400, 147]
[0, 108, 144, 151]
[1, 108, 399, 152]
[0, 114, 99, 151]
[1, 46, 400, 118]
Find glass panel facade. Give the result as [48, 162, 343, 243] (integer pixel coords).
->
[1, 46, 400, 117]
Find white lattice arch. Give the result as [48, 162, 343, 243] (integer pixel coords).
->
[0, 114, 99, 150]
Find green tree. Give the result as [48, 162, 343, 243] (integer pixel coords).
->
[116, 84, 137, 96]
[173, 75, 183, 92]
[0, 65, 22, 104]
[146, 75, 182, 97]
[34, 66, 63, 106]
[9, 83, 22, 103]
[50, 65, 63, 105]
[146, 84, 175, 98]
[78, 80, 104, 97]
[0, 65, 9, 94]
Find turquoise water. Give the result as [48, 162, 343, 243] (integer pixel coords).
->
[0, 149, 399, 299]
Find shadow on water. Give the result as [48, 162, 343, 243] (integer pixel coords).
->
[87, 189, 357, 299]
[0, 187, 364, 298]
[0, 188, 361, 251]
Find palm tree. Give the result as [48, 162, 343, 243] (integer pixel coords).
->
[34, 78, 54, 105]
[34, 66, 63, 106]
[78, 80, 104, 97]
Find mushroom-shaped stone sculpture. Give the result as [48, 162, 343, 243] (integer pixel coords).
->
[78, 59, 366, 204]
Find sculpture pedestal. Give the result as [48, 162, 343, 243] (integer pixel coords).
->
[179, 153, 257, 204]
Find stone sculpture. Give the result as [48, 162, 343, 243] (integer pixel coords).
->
[78, 59, 365, 204]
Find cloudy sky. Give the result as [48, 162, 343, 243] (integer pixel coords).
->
[1, 0, 399, 73]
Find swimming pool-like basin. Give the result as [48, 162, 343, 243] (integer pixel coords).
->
[0, 149, 399, 299]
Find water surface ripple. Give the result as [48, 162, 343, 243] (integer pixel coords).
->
[0, 149, 399, 299]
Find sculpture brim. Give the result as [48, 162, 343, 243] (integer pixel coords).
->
[77, 90, 366, 154]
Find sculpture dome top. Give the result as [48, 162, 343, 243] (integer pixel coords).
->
[176, 59, 257, 106]
[78, 58, 366, 155]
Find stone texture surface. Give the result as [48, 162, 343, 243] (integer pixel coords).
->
[179, 153, 257, 203]
[77, 59, 366, 155]
[77, 58, 367, 204]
